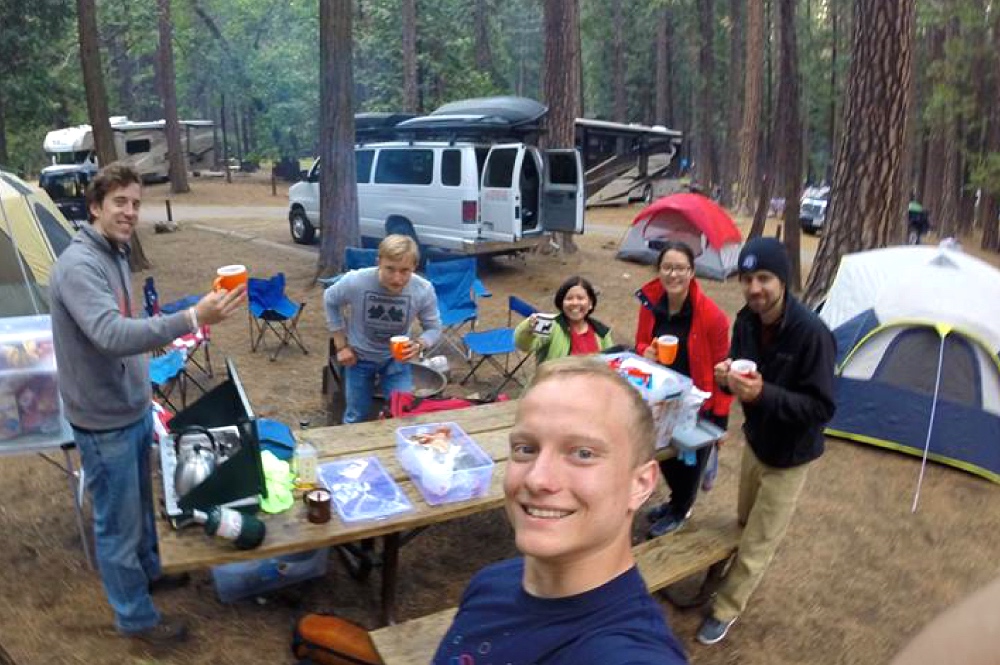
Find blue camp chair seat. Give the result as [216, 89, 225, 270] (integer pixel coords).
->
[425, 257, 492, 358]
[142, 277, 213, 377]
[319, 247, 380, 288]
[248, 273, 309, 361]
[149, 349, 204, 411]
[460, 295, 536, 398]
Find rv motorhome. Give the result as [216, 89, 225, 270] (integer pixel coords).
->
[42, 116, 215, 183]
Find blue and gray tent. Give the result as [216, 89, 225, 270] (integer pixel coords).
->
[819, 245, 1000, 504]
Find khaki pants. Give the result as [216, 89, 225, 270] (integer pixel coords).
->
[712, 443, 810, 621]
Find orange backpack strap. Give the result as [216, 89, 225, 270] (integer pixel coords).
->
[292, 614, 383, 665]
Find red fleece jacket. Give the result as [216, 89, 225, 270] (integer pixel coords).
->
[635, 277, 733, 420]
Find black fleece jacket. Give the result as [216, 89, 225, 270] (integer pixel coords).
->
[731, 293, 837, 468]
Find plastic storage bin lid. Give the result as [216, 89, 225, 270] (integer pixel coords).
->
[318, 457, 413, 523]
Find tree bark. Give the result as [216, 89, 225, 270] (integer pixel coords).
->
[612, 0, 627, 122]
[402, 0, 418, 112]
[157, 0, 190, 194]
[318, 0, 359, 276]
[804, 0, 916, 305]
[0, 91, 7, 167]
[77, 0, 117, 167]
[654, 7, 674, 127]
[775, 0, 803, 291]
[983, 9, 1000, 252]
[694, 0, 718, 190]
[542, 0, 581, 253]
[720, 0, 744, 207]
[735, 0, 765, 215]
[473, 0, 502, 86]
[827, 0, 838, 183]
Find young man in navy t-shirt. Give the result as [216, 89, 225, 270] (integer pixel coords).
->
[433, 357, 689, 664]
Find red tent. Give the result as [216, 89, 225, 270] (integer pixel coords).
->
[617, 193, 743, 279]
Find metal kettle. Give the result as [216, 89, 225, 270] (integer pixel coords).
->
[174, 426, 218, 499]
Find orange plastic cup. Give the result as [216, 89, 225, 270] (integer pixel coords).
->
[390, 335, 411, 361]
[655, 335, 679, 365]
[214, 264, 248, 292]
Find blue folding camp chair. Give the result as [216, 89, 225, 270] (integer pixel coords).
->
[248, 273, 309, 361]
[424, 257, 491, 358]
[318, 247, 380, 288]
[149, 348, 205, 411]
[143, 277, 213, 377]
[460, 295, 537, 398]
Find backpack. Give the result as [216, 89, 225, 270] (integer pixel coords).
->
[291, 614, 382, 665]
[383, 390, 508, 419]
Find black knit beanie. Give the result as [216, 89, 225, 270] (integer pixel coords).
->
[738, 237, 790, 284]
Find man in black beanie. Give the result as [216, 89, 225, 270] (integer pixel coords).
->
[696, 237, 836, 645]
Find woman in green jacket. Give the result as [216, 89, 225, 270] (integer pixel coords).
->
[514, 276, 616, 362]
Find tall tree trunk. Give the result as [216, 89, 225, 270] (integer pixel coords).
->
[157, 0, 189, 194]
[720, 0, 744, 207]
[402, 0, 418, 112]
[775, 0, 803, 290]
[983, 9, 1000, 252]
[804, 0, 916, 305]
[473, 0, 501, 86]
[936, 19, 962, 238]
[694, 0, 718, 189]
[77, 0, 117, 167]
[78, 0, 151, 271]
[612, 0, 627, 122]
[735, 0, 765, 215]
[542, 0, 581, 254]
[827, 0, 838, 183]
[220, 94, 232, 183]
[654, 7, 674, 127]
[318, 0, 359, 276]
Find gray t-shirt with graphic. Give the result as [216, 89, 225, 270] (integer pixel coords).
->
[323, 267, 441, 362]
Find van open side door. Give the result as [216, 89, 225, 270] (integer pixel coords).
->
[479, 144, 526, 242]
[541, 149, 584, 235]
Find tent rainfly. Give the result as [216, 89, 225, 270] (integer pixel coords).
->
[819, 245, 1000, 507]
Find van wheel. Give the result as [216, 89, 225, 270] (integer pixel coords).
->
[385, 217, 417, 243]
[290, 208, 316, 245]
[642, 184, 653, 203]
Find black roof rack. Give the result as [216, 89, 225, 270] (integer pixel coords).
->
[355, 112, 417, 142]
[394, 96, 548, 142]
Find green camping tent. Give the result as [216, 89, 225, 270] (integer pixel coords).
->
[0, 170, 75, 317]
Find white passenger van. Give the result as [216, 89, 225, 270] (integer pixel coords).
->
[287, 97, 584, 254]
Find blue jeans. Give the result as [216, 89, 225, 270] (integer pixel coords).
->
[74, 412, 161, 633]
[343, 359, 413, 423]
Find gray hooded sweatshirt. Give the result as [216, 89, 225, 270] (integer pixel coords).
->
[49, 224, 192, 430]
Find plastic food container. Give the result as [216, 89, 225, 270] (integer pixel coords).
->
[318, 457, 413, 523]
[0, 315, 69, 450]
[211, 547, 329, 603]
[395, 422, 494, 506]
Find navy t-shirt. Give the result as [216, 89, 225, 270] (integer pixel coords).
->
[432, 558, 688, 665]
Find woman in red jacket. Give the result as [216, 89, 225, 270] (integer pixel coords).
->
[635, 240, 733, 538]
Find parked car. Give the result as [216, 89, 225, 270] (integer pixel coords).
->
[800, 196, 828, 234]
[287, 141, 584, 255]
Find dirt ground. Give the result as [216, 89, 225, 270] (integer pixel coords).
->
[2, 175, 999, 665]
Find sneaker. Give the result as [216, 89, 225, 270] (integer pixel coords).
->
[697, 615, 737, 645]
[647, 511, 688, 538]
[645, 503, 673, 524]
[124, 617, 189, 646]
[148, 572, 191, 593]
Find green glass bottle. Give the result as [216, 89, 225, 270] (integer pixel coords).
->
[193, 506, 266, 550]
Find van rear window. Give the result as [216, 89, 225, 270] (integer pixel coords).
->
[374, 149, 434, 185]
[547, 153, 578, 185]
[356, 150, 374, 183]
[441, 149, 462, 186]
[484, 148, 517, 188]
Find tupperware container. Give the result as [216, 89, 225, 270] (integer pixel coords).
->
[395, 422, 494, 506]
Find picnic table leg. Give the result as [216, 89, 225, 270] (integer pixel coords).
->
[662, 552, 736, 609]
[380, 532, 401, 626]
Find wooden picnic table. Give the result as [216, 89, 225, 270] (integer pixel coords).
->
[156, 398, 684, 625]
[157, 400, 521, 624]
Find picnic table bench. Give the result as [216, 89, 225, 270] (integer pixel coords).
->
[369, 514, 742, 665]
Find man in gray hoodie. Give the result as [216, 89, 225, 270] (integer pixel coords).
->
[49, 163, 244, 645]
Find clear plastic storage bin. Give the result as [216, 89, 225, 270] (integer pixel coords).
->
[211, 547, 329, 603]
[318, 457, 413, 523]
[0, 315, 69, 451]
[395, 422, 494, 506]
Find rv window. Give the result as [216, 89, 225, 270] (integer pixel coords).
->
[484, 148, 516, 188]
[356, 150, 374, 183]
[441, 150, 462, 186]
[125, 139, 151, 155]
[547, 153, 578, 185]
[374, 149, 434, 185]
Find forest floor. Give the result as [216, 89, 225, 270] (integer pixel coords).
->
[2, 172, 999, 665]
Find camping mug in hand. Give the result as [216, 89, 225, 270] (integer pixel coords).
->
[213, 264, 248, 292]
[390, 335, 411, 361]
[303, 488, 332, 524]
[655, 335, 679, 365]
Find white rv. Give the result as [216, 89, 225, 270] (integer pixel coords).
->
[42, 116, 215, 183]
